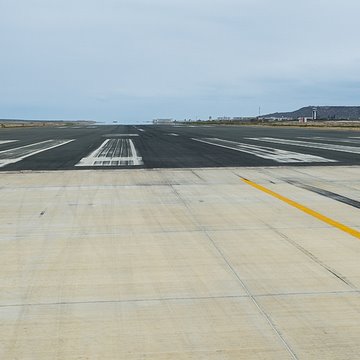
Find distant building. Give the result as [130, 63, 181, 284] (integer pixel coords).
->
[232, 117, 253, 121]
[153, 118, 174, 124]
[260, 116, 293, 121]
[217, 117, 231, 121]
[298, 117, 312, 123]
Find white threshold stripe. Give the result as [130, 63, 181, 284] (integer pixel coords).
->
[0, 140, 18, 145]
[0, 139, 75, 168]
[248, 137, 360, 154]
[76, 138, 143, 167]
[192, 138, 335, 163]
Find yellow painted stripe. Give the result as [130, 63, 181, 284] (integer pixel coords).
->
[241, 178, 360, 240]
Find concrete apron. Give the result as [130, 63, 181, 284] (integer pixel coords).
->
[1, 166, 360, 359]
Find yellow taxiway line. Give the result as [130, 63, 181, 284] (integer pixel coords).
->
[241, 178, 360, 240]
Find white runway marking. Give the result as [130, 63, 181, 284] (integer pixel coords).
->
[168, 133, 179, 136]
[103, 134, 139, 137]
[298, 136, 360, 144]
[133, 127, 145, 132]
[0, 140, 17, 145]
[192, 138, 335, 163]
[76, 138, 143, 167]
[248, 137, 360, 155]
[0, 139, 75, 168]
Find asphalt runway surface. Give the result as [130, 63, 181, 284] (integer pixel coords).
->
[1, 124, 360, 170]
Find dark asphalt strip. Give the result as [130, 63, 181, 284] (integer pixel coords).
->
[287, 181, 360, 209]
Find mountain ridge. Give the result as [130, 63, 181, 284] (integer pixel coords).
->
[263, 106, 360, 120]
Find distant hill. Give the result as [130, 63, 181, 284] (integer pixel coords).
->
[263, 106, 360, 120]
[0, 119, 96, 128]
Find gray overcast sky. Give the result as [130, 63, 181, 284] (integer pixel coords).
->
[1, 0, 360, 123]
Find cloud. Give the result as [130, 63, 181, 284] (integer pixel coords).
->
[1, 0, 360, 121]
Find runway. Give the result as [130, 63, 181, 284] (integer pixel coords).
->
[1, 124, 360, 170]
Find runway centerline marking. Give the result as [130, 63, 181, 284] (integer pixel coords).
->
[133, 126, 145, 132]
[76, 138, 143, 167]
[241, 178, 360, 240]
[248, 137, 360, 154]
[103, 134, 139, 137]
[192, 138, 335, 163]
[168, 133, 179, 136]
[0, 139, 75, 168]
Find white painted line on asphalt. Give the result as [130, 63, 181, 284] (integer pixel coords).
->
[298, 136, 360, 144]
[102, 134, 139, 137]
[192, 138, 335, 163]
[168, 133, 179, 136]
[133, 127, 145, 132]
[0, 140, 17, 145]
[76, 138, 143, 167]
[0, 139, 75, 168]
[248, 137, 360, 154]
